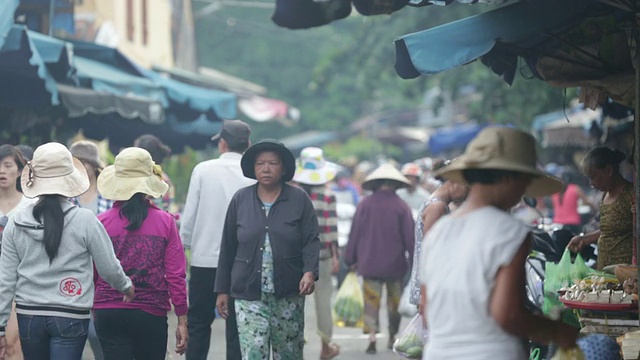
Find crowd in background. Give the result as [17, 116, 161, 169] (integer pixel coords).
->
[0, 121, 634, 360]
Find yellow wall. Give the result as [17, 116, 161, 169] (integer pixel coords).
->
[74, 0, 174, 69]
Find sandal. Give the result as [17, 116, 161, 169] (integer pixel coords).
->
[365, 341, 377, 355]
[320, 343, 340, 360]
[388, 335, 396, 349]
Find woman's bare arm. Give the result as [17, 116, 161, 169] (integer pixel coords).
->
[567, 230, 600, 252]
[490, 235, 578, 348]
[422, 201, 448, 235]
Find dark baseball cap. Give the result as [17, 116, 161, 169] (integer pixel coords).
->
[211, 120, 251, 145]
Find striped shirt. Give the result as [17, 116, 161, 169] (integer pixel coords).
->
[309, 186, 338, 257]
[70, 193, 113, 215]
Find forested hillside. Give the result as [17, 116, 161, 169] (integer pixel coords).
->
[194, 2, 575, 141]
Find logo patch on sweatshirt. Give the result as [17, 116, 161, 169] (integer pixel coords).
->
[60, 277, 83, 296]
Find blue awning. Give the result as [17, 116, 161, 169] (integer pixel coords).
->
[143, 69, 237, 119]
[0, 25, 59, 107]
[67, 38, 144, 77]
[0, 0, 19, 49]
[67, 39, 237, 118]
[428, 123, 486, 155]
[394, 0, 610, 82]
[73, 56, 169, 107]
[28, 30, 69, 64]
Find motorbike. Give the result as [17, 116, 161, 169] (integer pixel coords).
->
[522, 198, 597, 359]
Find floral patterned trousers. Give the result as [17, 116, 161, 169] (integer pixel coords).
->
[362, 278, 402, 337]
[235, 293, 305, 360]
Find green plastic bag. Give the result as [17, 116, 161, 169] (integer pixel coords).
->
[333, 272, 364, 328]
[544, 249, 572, 316]
[543, 249, 590, 327]
[570, 253, 594, 282]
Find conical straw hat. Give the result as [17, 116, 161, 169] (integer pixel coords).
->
[362, 163, 411, 191]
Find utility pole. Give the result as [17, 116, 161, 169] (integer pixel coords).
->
[48, 0, 55, 35]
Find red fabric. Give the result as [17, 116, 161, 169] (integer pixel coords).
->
[552, 184, 581, 225]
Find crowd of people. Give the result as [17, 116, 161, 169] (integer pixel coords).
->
[0, 120, 634, 360]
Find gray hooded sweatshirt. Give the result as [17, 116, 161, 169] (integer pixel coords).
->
[0, 200, 132, 335]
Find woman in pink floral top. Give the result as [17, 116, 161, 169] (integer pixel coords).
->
[94, 147, 188, 360]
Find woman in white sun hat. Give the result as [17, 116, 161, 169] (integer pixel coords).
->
[292, 147, 341, 360]
[0, 142, 134, 360]
[94, 147, 188, 360]
[420, 127, 578, 359]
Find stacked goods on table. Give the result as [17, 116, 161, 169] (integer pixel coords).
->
[559, 266, 639, 312]
[560, 275, 635, 304]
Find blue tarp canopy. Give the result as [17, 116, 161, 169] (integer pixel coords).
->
[0, 25, 59, 107]
[1, 28, 237, 150]
[68, 39, 237, 119]
[394, 0, 612, 83]
[73, 56, 169, 107]
[143, 69, 237, 119]
[0, 0, 19, 49]
[428, 123, 486, 155]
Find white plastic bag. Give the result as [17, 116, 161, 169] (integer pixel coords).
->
[399, 282, 418, 317]
[393, 313, 428, 359]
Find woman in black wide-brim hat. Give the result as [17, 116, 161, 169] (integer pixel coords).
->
[215, 139, 320, 359]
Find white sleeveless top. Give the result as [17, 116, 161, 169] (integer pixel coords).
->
[420, 206, 529, 360]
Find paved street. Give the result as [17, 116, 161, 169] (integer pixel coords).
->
[82, 286, 412, 360]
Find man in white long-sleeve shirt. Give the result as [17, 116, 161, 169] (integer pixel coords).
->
[181, 120, 255, 360]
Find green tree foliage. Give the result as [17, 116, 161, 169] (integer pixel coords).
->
[324, 136, 401, 163]
[162, 147, 217, 204]
[194, 2, 577, 146]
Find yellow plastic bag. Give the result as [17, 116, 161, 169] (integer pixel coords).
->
[551, 347, 586, 360]
[332, 272, 364, 328]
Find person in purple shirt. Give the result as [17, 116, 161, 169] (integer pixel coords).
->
[95, 147, 188, 360]
[344, 163, 415, 355]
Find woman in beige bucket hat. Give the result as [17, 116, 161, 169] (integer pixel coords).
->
[419, 127, 577, 359]
[95, 147, 188, 359]
[0, 142, 134, 360]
